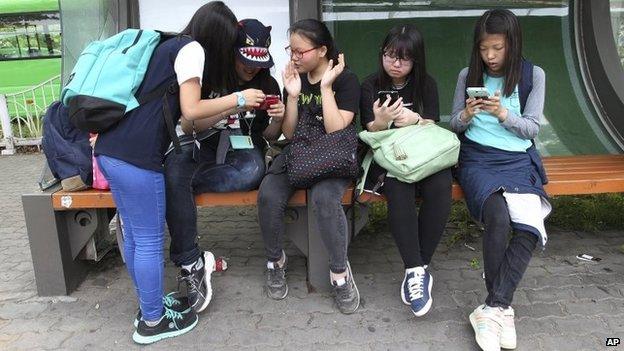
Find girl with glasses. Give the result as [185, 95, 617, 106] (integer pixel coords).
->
[359, 24, 453, 318]
[257, 19, 361, 314]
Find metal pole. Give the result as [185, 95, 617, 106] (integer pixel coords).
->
[0, 95, 15, 155]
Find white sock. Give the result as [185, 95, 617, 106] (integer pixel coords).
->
[333, 277, 347, 286]
[145, 315, 163, 327]
[267, 252, 286, 270]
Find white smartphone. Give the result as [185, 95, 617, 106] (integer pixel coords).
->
[466, 87, 490, 100]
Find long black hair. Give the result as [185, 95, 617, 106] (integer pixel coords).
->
[181, 1, 238, 96]
[288, 19, 339, 62]
[467, 9, 523, 97]
[376, 24, 427, 114]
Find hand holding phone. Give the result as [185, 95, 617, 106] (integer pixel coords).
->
[257, 95, 281, 110]
[377, 90, 400, 106]
[466, 87, 490, 100]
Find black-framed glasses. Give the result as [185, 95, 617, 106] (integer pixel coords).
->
[382, 52, 414, 66]
[285, 46, 318, 59]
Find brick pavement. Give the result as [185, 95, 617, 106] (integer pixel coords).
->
[0, 154, 623, 350]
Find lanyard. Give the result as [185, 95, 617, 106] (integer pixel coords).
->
[241, 110, 256, 136]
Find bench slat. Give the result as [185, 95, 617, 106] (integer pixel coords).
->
[53, 189, 307, 210]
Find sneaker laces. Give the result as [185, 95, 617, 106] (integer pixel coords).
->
[164, 306, 184, 329]
[163, 292, 181, 308]
[177, 272, 204, 299]
[334, 279, 354, 302]
[407, 272, 425, 301]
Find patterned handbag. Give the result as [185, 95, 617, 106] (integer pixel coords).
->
[286, 105, 359, 188]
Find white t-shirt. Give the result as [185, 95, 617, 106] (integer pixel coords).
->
[174, 41, 205, 86]
[173, 40, 241, 130]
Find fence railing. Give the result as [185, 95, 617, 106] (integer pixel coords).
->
[0, 75, 61, 155]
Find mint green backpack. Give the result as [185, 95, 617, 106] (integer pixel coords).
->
[357, 123, 460, 194]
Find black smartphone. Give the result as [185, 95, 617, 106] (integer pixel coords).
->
[377, 90, 400, 106]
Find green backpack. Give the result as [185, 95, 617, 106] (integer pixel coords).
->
[357, 123, 460, 194]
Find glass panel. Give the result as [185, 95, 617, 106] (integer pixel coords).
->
[611, 0, 624, 68]
[59, 0, 122, 85]
[323, 0, 616, 155]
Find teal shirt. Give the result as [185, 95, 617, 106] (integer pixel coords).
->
[465, 75, 532, 152]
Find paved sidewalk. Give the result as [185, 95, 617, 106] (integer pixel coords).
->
[0, 154, 623, 350]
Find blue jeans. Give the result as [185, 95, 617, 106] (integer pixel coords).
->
[164, 142, 265, 266]
[97, 155, 165, 321]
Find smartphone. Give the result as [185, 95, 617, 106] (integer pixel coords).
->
[377, 90, 400, 106]
[466, 87, 490, 100]
[257, 94, 280, 110]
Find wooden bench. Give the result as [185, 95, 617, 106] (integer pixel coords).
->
[21, 154, 624, 296]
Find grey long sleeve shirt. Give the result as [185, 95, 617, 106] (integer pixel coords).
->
[449, 66, 546, 140]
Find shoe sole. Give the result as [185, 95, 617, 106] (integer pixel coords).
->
[400, 272, 434, 317]
[469, 311, 500, 351]
[194, 252, 215, 313]
[501, 342, 516, 350]
[132, 315, 199, 345]
[339, 261, 360, 314]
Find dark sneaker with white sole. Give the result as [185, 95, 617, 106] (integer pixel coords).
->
[177, 251, 215, 313]
[134, 291, 191, 328]
[332, 261, 360, 314]
[132, 307, 198, 345]
[266, 251, 288, 300]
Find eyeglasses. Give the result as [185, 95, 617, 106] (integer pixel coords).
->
[382, 52, 413, 66]
[285, 46, 318, 59]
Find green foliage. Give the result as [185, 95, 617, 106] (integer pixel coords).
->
[469, 258, 480, 270]
[546, 194, 624, 231]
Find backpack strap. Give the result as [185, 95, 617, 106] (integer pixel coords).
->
[137, 78, 176, 106]
[161, 83, 182, 153]
[518, 59, 534, 113]
[355, 150, 374, 196]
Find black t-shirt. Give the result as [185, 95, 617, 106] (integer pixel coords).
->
[283, 68, 360, 125]
[359, 72, 439, 128]
[201, 74, 281, 150]
[359, 72, 440, 191]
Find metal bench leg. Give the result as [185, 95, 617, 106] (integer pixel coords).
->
[22, 194, 112, 296]
[306, 203, 331, 293]
[22, 194, 89, 296]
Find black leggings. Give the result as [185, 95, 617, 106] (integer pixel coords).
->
[383, 168, 453, 268]
[482, 192, 539, 308]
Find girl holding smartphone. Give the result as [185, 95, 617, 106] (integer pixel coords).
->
[360, 24, 452, 318]
[449, 9, 550, 351]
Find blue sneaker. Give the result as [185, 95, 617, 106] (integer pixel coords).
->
[401, 266, 433, 317]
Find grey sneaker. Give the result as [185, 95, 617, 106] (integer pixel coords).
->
[266, 252, 288, 300]
[332, 261, 360, 314]
[177, 251, 215, 313]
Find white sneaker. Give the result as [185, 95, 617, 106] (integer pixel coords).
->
[469, 304, 503, 351]
[500, 306, 516, 349]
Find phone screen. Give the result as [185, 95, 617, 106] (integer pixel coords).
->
[378, 91, 399, 106]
